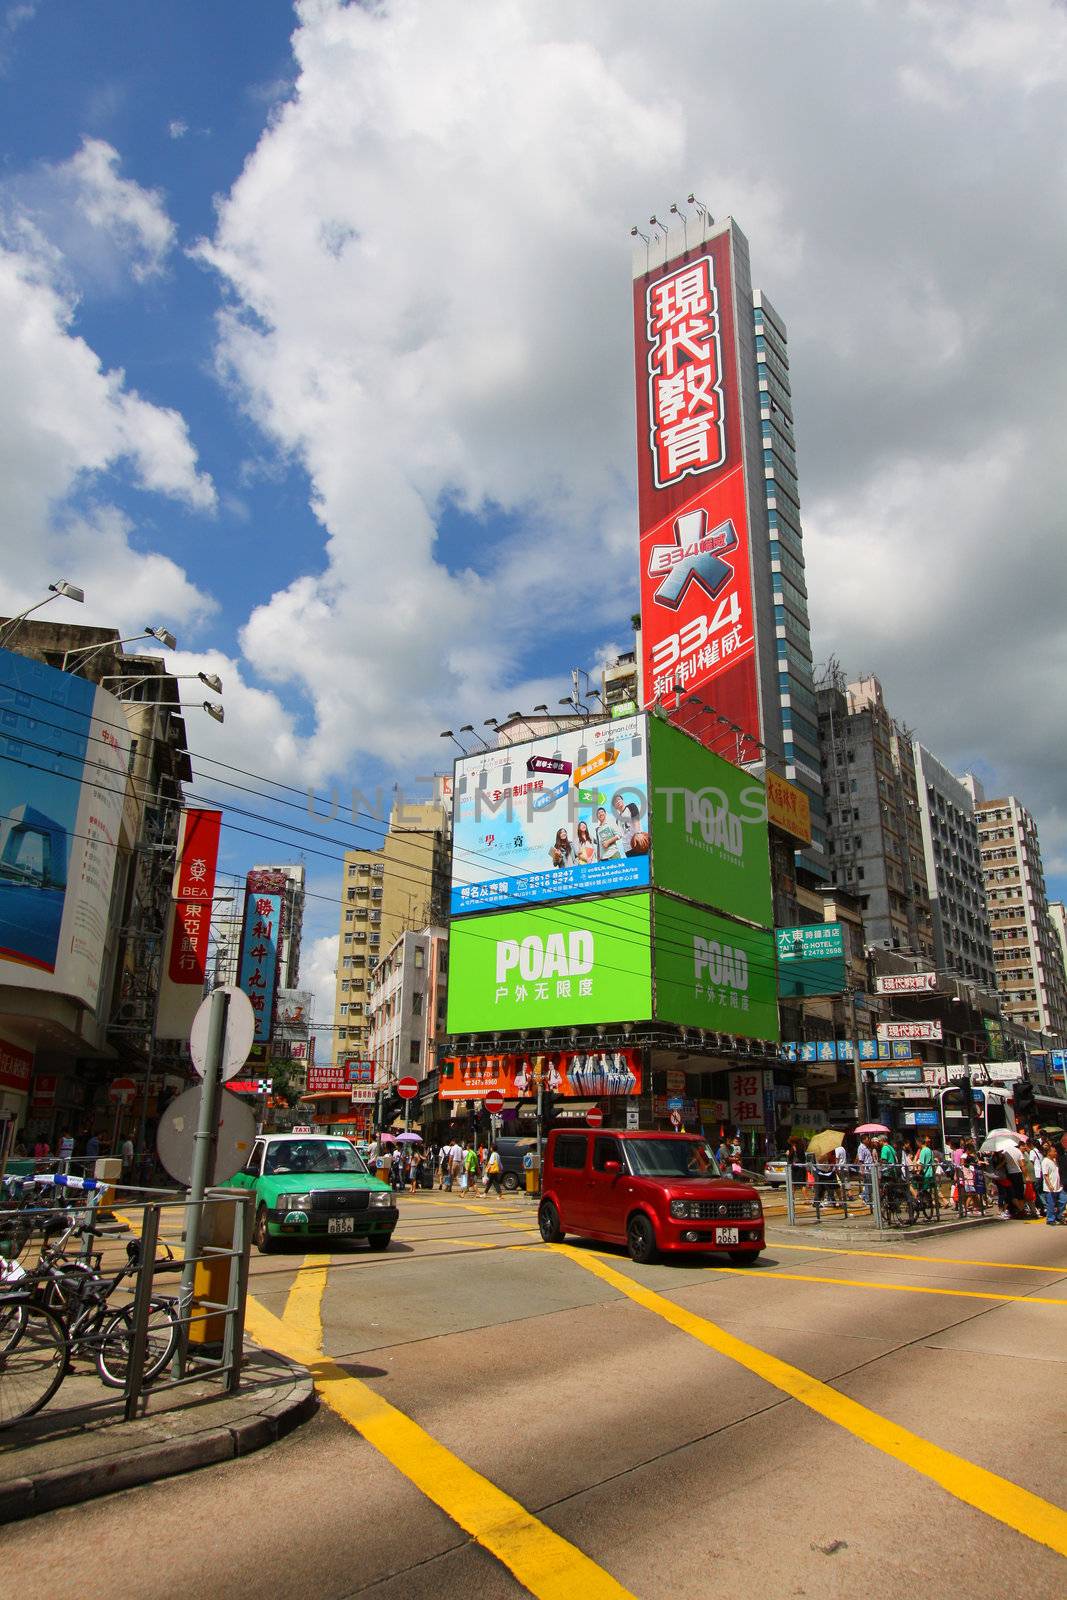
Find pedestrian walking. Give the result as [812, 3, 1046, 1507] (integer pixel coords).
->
[484, 1146, 503, 1196]
[463, 1143, 478, 1191]
[120, 1134, 134, 1184]
[85, 1129, 100, 1164]
[1040, 1142, 1065, 1225]
[857, 1136, 873, 1205]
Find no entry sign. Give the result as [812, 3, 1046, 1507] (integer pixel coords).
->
[397, 1076, 419, 1101]
[586, 1106, 604, 1128]
[483, 1089, 505, 1114]
[108, 1077, 137, 1106]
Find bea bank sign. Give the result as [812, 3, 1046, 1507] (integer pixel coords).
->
[648, 718, 772, 929]
[447, 895, 653, 1034]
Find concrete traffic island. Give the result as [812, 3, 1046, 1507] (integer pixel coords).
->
[0, 1342, 316, 1524]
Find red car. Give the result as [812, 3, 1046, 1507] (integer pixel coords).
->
[538, 1129, 764, 1265]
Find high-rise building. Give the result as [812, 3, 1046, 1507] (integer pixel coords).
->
[913, 746, 996, 989]
[632, 216, 825, 878]
[332, 801, 449, 1065]
[816, 670, 932, 957]
[1050, 901, 1067, 991]
[964, 782, 1067, 1040]
[367, 925, 449, 1088]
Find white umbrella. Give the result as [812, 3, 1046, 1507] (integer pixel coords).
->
[979, 1130, 1025, 1154]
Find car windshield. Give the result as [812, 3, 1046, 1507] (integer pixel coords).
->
[625, 1139, 722, 1179]
[264, 1140, 368, 1176]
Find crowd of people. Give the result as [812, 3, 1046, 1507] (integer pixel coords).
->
[785, 1127, 1067, 1223]
[364, 1139, 507, 1196]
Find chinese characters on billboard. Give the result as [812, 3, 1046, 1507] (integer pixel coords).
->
[237, 887, 283, 1045]
[450, 717, 650, 915]
[634, 233, 761, 755]
[166, 808, 222, 988]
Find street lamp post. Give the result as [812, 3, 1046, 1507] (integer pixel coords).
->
[0, 580, 85, 647]
[62, 626, 177, 675]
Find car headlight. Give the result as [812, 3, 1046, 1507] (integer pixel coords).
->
[745, 1199, 763, 1220]
[277, 1193, 311, 1210]
[669, 1199, 691, 1219]
[369, 1190, 394, 1208]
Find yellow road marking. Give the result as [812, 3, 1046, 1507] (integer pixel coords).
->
[554, 1245, 1067, 1559]
[246, 1291, 635, 1597]
[707, 1264, 1067, 1307]
[773, 1241, 1066, 1274]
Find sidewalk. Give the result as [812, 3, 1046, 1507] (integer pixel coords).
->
[0, 1342, 316, 1524]
[765, 1211, 999, 1245]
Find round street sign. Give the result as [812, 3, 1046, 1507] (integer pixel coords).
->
[189, 986, 256, 1083]
[108, 1077, 137, 1106]
[396, 1076, 419, 1101]
[483, 1089, 505, 1115]
[586, 1106, 604, 1128]
[156, 1085, 257, 1187]
[669, 1108, 682, 1129]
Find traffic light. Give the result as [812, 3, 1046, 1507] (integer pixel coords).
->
[1013, 1077, 1038, 1125]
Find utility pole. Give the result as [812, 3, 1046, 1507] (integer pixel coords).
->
[178, 987, 229, 1371]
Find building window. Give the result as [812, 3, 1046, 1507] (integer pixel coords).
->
[414, 946, 425, 968]
[409, 1040, 421, 1065]
[411, 991, 423, 1016]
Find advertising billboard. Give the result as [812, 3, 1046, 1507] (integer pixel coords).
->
[446, 893, 653, 1033]
[652, 894, 779, 1043]
[765, 771, 812, 845]
[0, 645, 130, 1008]
[450, 716, 650, 916]
[648, 718, 771, 928]
[439, 1048, 643, 1101]
[237, 886, 283, 1045]
[274, 989, 311, 1042]
[775, 922, 846, 997]
[634, 232, 761, 753]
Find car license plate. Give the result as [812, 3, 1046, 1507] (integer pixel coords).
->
[716, 1227, 739, 1245]
[327, 1216, 354, 1234]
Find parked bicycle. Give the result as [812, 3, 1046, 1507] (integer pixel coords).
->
[0, 1222, 181, 1428]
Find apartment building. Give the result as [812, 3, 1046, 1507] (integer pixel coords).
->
[366, 926, 448, 1087]
[332, 801, 449, 1065]
[965, 781, 1067, 1040]
[913, 747, 996, 989]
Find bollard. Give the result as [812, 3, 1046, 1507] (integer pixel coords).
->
[785, 1161, 796, 1226]
[189, 1193, 238, 1347]
[94, 1155, 121, 1209]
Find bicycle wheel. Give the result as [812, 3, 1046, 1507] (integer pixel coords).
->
[0, 1297, 27, 1354]
[96, 1299, 180, 1388]
[0, 1302, 67, 1427]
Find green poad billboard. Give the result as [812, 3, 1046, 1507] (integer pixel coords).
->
[446, 893, 653, 1033]
[653, 894, 779, 1043]
[648, 717, 772, 929]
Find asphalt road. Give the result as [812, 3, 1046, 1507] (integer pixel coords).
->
[7, 1193, 1067, 1599]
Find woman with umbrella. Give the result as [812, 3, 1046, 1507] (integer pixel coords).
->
[807, 1130, 843, 1217]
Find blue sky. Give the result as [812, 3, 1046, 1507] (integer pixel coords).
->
[1, 0, 1065, 1020]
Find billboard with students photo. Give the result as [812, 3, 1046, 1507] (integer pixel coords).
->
[449, 716, 651, 915]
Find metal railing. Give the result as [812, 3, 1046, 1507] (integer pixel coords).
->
[0, 1184, 252, 1428]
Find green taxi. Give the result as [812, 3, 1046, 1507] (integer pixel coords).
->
[232, 1134, 398, 1253]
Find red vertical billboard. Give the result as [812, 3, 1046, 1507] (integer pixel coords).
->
[166, 808, 222, 987]
[634, 232, 762, 758]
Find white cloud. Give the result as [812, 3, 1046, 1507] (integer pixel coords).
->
[3, 138, 177, 289]
[301, 931, 339, 1040]
[168, 119, 188, 141]
[0, 237, 216, 628]
[197, 0, 1066, 869]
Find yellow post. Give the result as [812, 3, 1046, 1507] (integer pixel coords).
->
[189, 1192, 237, 1346]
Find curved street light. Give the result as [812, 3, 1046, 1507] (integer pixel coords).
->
[62, 625, 177, 675]
[0, 580, 85, 647]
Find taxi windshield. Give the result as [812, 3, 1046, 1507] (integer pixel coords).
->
[625, 1139, 722, 1179]
[264, 1140, 367, 1176]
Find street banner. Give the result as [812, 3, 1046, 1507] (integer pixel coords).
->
[446, 893, 653, 1032]
[439, 1048, 643, 1102]
[652, 894, 779, 1043]
[157, 807, 224, 1040]
[450, 716, 650, 915]
[728, 1068, 765, 1129]
[274, 988, 311, 1041]
[171, 807, 222, 902]
[634, 233, 761, 754]
[0, 1037, 32, 1093]
[647, 717, 772, 928]
[0, 645, 130, 1008]
[307, 1060, 372, 1092]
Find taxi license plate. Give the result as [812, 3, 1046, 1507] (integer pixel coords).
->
[327, 1216, 354, 1235]
[716, 1227, 739, 1245]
